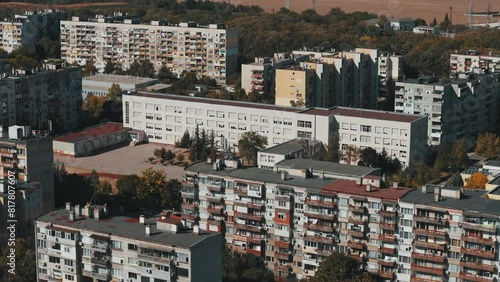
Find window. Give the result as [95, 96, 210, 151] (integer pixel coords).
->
[401, 208, 413, 215]
[297, 120, 312, 128]
[128, 243, 138, 251]
[128, 273, 138, 279]
[398, 255, 411, 264]
[400, 219, 412, 227]
[177, 268, 189, 277]
[342, 123, 349, 130]
[112, 268, 123, 278]
[338, 198, 348, 206]
[146, 114, 154, 120]
[360, 125, 372, 132]
[83, 249, 92, 257]
[177, 253, 189, 263]
[360, 136, 371, 143]
[278, 213, 286, 219]
[297, 131, 312, 139]
[64, 274, 74, 281]
[64, 259, 73, 267]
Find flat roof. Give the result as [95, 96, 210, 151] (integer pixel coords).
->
[37, 208, 218, 249]
[401, 185, 500, 216]
[275, 158, 380, 178]
[485, 160, 500, 168]
[300, 107, 426, 123]
[54, 122, 129, 143]
[83, 74, 158, 85]
[260, 139, 304, 155]
[131, 92, 303, 113]
[489, 175, 500, 187]
[321, 179, 413, 201]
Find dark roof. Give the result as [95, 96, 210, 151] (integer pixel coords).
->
[275, 159, 381, 178]
[321, 179, 413, 201]
[463, 167, 489, 175]
[260, 139, 304, 155]
[54, 122, 129, 143]
[489, 175, 500, 187]
[485, 160, 500, 168]
[37, 208, 218, 249]
[401, 185, 500, 216]
[132, 92, 303, 113]
[299, 107, 426, 123]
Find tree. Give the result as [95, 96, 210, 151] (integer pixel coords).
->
[107, 83, 122, 101]
[343, 145, 361, 165]
[314, 252, 374, 282]
[178, 130, 192, 149]
[222, 240, 274, 282]
[137, 168, 167, 204]
[98, 180, 112, 195]
[475, 132, 500, 160]
[415, 18, 427, 26]
[237, 131, 268, 166]
[290, 99, 305, 108]
[299, 139, 322, 160]
[439, 13, 452, 30]
[83, 59, 97, 76]
[157, 65, 172, 82]
[0, 239, 36, 282]
[431, 17, 438, 26]
[83, 93, 106, 118]
[104, 60, 115, 74]
[160, 179, 182, 210]
[165, 149, 176, 160]
[359, 147, 379, 167]
[139, 60, 155, 78]
[128, 61, 141, 76]
[116, 174, 140, 198]
[325, 133, 340, 162]
[465, 171, 488, 189]
[446, 171, 464, 187]
[87, 169, 100, 193]
[451, 139, 469, 170]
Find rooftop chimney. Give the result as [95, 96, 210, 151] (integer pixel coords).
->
[393, 182, 399, 189]
[145, 225, 151, 236]
[193, 225, 200, 235]
[356, 178, 363, 186]
[93, 208, 100, 220]
[281, 171, 289, 181]
[69, 210, 75, 221]
[82, 203, 90, 217]
[434, 187, 441, 202]
[139, 214, 145, 224]
[65, 202, 71, 211]
[74, 204, 80, 219]
[365, 184, 372, 192]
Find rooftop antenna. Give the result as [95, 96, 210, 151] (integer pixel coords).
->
[285, 0, 291, 10]
[468, 0, 473, 28]
[449, 5, 453, 26]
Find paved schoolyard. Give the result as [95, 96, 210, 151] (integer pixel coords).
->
[54, 143, 186, 180]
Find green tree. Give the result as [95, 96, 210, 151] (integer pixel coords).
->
[139, 60, 155, 78]
[475, 132, 500, 160]
[157, 65, 172, 82]
[415, 18, 427, 26]
[87, 169, 100, 193]
[83, 93, 106, 118]
[0, 239, 36, 282]
[178, 130, 192, 149]
[446, 171, 464, 187]
[314, 252, 374, 282]
[104, 60, 115, 74]
[106, 83, 122, 101]
[116, 174, 140, 198]
[98, 180, 112, 195]
[439, 13, 452, 30]
[137, 168, 167, 205]
[83, 59, 97, 76]
[359, 147, 379, 167]
[237, 131, 268, 166]
[128, 61, 141, 76]
[165, 149, 176, 160]
[160, 179, 182, 210]
[325, 133, 340, 162]
[431, 17, 438, 26]
[451, 139, 469, 170]
[222, 241, 274, 282]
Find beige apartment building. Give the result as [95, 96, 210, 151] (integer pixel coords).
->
[60, 17, 238, 85]
[275, 67, 316, 107]
[450, 49, 500, 77]
[35, 203, 222, 282]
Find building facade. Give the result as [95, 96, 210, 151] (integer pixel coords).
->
[60, 18, 238, 85]
[395, 73, 500, 146]
[389, 17, 416, 31]
[82, 74, 158, 99]
[0, 10, 67, 53]
[0, 62, 82, 134]
[123, 93, 427, 166]
[379, 52, 404, 82]
[450, 49, 500, 77]
[275, 67, 316, 107]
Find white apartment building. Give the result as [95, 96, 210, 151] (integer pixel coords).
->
[395, 73, 500, 147]
[450, 49, 500, 77]
[389, 17, 416, 31]
[35, 203, 222, 282]
[123, 93, 427, 166]
[379, 52, 404, 82]
[413, 26, 440, 35]
[60, 18, 238, 85]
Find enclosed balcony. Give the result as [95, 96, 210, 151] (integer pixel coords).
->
[414, 241, 447, 251]
[460, 247, 496, 259]
[379, 222, 397, 231]
[458, 272, 495, 282]
[305, 199, 336, 209]
[413, 228, 447, 238]
[349, 205, 366, 214]
[461, 222, 497, 233]
[234, 212, 264, 222]
[461, 234, 496, 246]
[304, 223, 335, 233]
[348, 229, 365, 238]
[379, 247, 396, 256]
[348, 217, 367, 225]
[412, 252, 446, 263]
[378, 271, 395, 280]
[347, 240, 364, 250]
[304, 235, 334, 245]
[411, 263, 445, 276]
[378, 260, 396, 267]
[413, 215, 448, 225]
[379, 210, 397, 217]
[304, 212, 335, 221]
[460, 261, 496, 272]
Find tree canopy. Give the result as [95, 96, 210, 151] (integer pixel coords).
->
[313, 252, 375, 282]
[465, 171, 488, 189]
[0, 239, 36, 282]
[475, 132, 500, 160]
[237, 131, 268, 166]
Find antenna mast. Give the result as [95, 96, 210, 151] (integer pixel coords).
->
[285, 0, 291, 10]
[468, 0, 473, 28]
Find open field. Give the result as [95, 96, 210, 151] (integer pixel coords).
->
[220, 0, 499, 25]
[0, 1, 128, 10]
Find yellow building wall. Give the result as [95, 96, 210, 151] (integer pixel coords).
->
[275, 69, 312, 107]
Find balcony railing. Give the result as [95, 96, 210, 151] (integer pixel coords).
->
[234, 188, 247, 195]
[347, 229, 365, 238]
[317, 249, 333, 257]
[305, 199, 335, 209]
[460, 247, 496, 259]
[304, 235, 334, 245]
[207, 219, 222, 226]
[348, 217, 367, 225]
[181, 203, 196, 210]
[234, 223, 263, 233]
[413, 215, 448, 225]
[379, 210, 397, 217]
[275, 252, 290, 261]
[378, 271, 395, 280]
[90, 257, 109, 266]
[379, 247, 396, 255]
[414, 241, 447, 251]
[461, 235, 496, 246]
[91, 272, 109, 281]
[207, 206, 223, 215]
[304, 212, 335, 221]
[275, 241, 290, 249]
[304, 223, 335, 233]
[460, 261, 496, 272]
[349, 205, 366, 214]
[205, 195, 223, 203]
[274, 264, 291, 272]
[347, 241, 364, 250]
[235, 212, 264, 221]
[379, 222, 397, 230]
[412, 252, 446, 263]
[411, 263, 445, 276]
[379, 234, 396, 242]
[349, 253, 364, 262]
[378, 260, 396, 267]
[207, 184, 222, 192]
[458, 272, 495, 282]
[461, 222, 497, 233]
[413, 228, 447, 238]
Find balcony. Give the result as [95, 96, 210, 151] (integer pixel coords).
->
[207, 184, 222, 192]
[90, 257, 109, 266]
[247, 202, 265, 210]
[413, 228, 447, 238]
[275, 241, 290, 249]
[379, 222, 397, 230]
[91, 272, 109, 281]
[235, 212, 264, 221]
[348, 217, 367, 225]
[304, 235, 334, 245]
[181, 191, 196, 199]
[305, 199, 336, 209]
[234, 188, 247, 195]
[460, 261, 496, 272]
[413, 215, 447, 225]
[207, 206, 223, 215]
[379, 210, 397, 217]
[462, 235, 495, 246]
[182, 214, 196, 221]
[304, 223, 335, 233]
[275, 252, 290, 261]
[304, 212, 335, 221]
[234, 223, 262, 233]
[460, 247, 496, 259]
[410, 277, 439, 282]
[349, 205, 366, 214]
[378, 260, 396, 267]
[317, 249, 333, 257]
[378, 271, 395, 280]
[181, 181, 196, 188]
[274, 264, 291, 272]
[248, 236, 264, 244]
[349, 253, 364, 262]
[207, 219, 222, 226]
[379, 247, 396, 255]
[348, 229, 365, 238]
[205, 195, 222, 203]
[232, 245, 246, 253]
[412, 252, 446, 263]
[181, 203, 196, 210]
[411, 263, 445, 276]
[461, 222, 497, 233]
[414, 241, 446, 251]
[379, 234, 396, 243]
[347, 241, 364, 250]
[459, 272, 495, 282]
[137, 252, 171, 263]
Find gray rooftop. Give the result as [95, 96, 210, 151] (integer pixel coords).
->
[186, 162, 334, 191]
[485, 160, 500, 168]
[401, 185, 500, 216]
[37, 208, 218, 249]
[275, 158, 381, 178]
[260, 138, 304, 155]
[83, 74, 158, 85]
[489, 175, 500, 187]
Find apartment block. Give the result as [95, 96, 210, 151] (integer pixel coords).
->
[450, 49, 500, 77]
[0, 125, 54, 243]
[395, 73, 500, 146]
[275, 48, 379, 109]
[379, 52, 404, 83]
[60, 17, 238, 85]
[275, 67, 316, 107]
[35, 203, 222, 282]
[413, 26, 440, 35]
[389, 17, 416, 31]
[122, 93, 427, 166]
[0, 62, 82, 134]
[241, 53, 309, 95]
[0, 10, 67, 53]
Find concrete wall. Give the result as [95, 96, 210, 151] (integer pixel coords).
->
[191, 233, 222, 282]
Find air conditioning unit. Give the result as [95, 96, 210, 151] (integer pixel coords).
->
[147, 269, 152, 274]
[40, 234, 46, 239]
[399, 239, 403, 242]
[42, 262, 47, 267]
[400, 214, 404, 218]
[400, 227, 404, 230]
[69, 267, 74, 272]
[55, 264, 61, 269]
[304, 270, 308, 274]
[79, 242, 83, 246]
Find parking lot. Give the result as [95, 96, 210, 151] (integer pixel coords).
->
[54, 143, 186, 180]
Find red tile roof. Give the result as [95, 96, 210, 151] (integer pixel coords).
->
[158, 216, 182, 224]
[322, 179, 413, 201]
[54, 122, 129, 143]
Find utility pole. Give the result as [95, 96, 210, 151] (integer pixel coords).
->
[449, 5, 453, 25]
[468, 0, 473, 28]
[285, 0, 291, 11]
